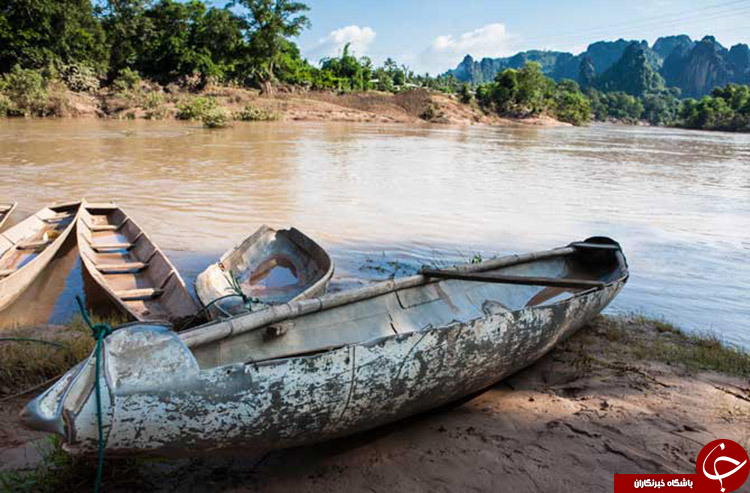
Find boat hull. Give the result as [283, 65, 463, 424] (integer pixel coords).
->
[23, 275, 624, 456]
[195, 225, 334, 319]
[76, 201, 199, 324]
[0, 203, 79, 312]
[0, 202, 17, 231]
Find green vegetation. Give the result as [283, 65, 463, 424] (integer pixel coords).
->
[0, 1, 748, 131]
[476, 63, 591, 125]
[587, 315, 750, 378]
[679, 84, 750, 132]
[584, 82, 750, 130]
[587, 89, 644, 123]
[0, 66, 49, 116]
[176, 95, 217, 120]
[235, 104, 278, 121]
[201, 106, 232, 128]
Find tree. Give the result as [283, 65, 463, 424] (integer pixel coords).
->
[515, 62, 554, 115]
[100, 0, 152, 79]
[459, 83, 473, 104]
[135, 0, 245, 84]
[238, 0, 311, 95]
[641, 88, 680, 126]
[0, 0, 108, 74]
[319, 44, 372, 92]
[554, 79, 590, 125]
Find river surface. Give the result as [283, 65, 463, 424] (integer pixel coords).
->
[0, 119, 748, 346]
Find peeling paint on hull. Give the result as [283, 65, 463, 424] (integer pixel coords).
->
[22, 240, 627, 457]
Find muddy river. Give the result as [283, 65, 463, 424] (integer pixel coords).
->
[0, 119, 747, 346]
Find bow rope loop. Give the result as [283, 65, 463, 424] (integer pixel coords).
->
[74, 296, 111, 493]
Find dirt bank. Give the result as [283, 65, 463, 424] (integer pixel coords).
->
[29, 84, 570, 128]
[1, 315, 747, 491]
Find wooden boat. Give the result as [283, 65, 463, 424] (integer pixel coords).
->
[0, 202, 17, 230]
[77, 201, 198, 324]
[22, 237, 628, 456]
[195, 225, 333, 319]
[0, 202, 79, 312]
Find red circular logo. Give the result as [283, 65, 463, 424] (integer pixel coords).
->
[696, 439, 749, 492]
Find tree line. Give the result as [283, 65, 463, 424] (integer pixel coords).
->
[0, 0, 748, 131]
[0, 0, 429, 96]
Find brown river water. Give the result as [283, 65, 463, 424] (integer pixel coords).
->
[0, 119, 748, 346]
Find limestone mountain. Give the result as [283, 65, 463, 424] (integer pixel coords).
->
[446, 34, 750, 98]
[596, 43, 665, 96]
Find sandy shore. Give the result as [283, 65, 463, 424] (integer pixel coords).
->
[1, 315, 747, 491]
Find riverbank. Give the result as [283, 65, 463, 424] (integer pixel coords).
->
[1, 315, 747, 491]
[3, 82, 570, 128]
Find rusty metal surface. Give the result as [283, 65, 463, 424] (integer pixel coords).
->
[22, 238, 628, 456]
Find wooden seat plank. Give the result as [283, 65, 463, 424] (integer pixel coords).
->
[96, 262, 148, 273]
[115, 288, 163, 301]
[91, 242, 133, 251]
[17, 239, 51, 250]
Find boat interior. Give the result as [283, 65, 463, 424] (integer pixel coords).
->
[189, 243, 627, 369]
[78, 203, 197, 322]
[0, 202, 16, 229]
[199, 225, 332, 315]
[0, 203, 78, 279]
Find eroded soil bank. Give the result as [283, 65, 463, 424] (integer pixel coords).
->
[1, 315, 748, 491]
[43, 85, 569, 127]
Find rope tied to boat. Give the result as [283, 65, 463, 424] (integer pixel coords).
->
[226, 270, 257, 312]
[74, 296, 111, 493]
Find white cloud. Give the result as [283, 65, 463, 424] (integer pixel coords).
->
[417, 23, 515, 75]
[306, 25, 376, 63]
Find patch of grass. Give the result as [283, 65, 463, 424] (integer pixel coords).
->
[589, 315, 750, 378]
[235, 104, 278, 121]
[0, 315, 125, 396]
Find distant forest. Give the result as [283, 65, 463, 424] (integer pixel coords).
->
[0, 1, 748, 131]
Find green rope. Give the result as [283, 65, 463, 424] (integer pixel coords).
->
[175, 272, 263, 331]
[75, 296, 111, 493]
[225, 270, 255, 312]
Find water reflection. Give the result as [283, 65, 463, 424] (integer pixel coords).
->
[0, 120, 747, 346]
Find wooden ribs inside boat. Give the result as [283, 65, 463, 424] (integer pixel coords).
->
[77, 202, 198, 324]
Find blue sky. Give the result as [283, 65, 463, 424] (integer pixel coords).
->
[268, 0, 750, 74]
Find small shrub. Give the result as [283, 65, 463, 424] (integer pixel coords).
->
[45, 80, 70, 117]
[420, 103, 438, 120]
[459, 83, 474, 104]
[202, 106, 232, 128]
[235, 104, 278, 121]
[143, 91, 168, 120]
[112, 67, 141, 94]
[0, 94, 10, 117]
[60, 63, 100, 93]
[1, 66, 49, 116]
[176, 96, 216, 120]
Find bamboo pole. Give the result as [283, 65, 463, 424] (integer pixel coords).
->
[180, 246, 576, 349]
